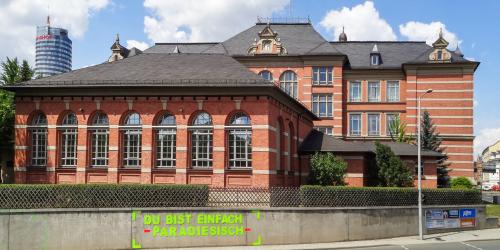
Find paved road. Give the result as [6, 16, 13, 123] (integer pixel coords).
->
[326, 239, 500, 250]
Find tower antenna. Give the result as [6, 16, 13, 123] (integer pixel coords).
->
[47, 5, 50, 27]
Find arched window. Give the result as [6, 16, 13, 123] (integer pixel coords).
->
[190, 112, 213, 168]
[89, 112, 109, 167]
[29, 113, 48, 167]
[59, 112, 78, 167]
[275, 119, 281, 171]
[227, 113, 252, 168]
[280, 71, 298, 99]
[258, 70, 273, 82]
[287, 123, 294, 172]
[121, 112, 142, 167]
[154, 113, 176, 168]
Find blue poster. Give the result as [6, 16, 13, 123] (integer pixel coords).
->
[459, 208, 476, 218]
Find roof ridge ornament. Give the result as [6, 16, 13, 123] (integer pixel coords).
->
[432, 27, 449, 49]
[173, 45, 180, 53]
[339, 26, 347, 42]
[247, 25, 287, 56]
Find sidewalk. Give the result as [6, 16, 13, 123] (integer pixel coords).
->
[174, 228, 500, 250]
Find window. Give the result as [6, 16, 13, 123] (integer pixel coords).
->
[59, 113, 77, 167]
[258, 70, 273, 82]
[371, 54, 380, 65]
[29, 113, 48, 166]
[386, 81, 400, 102]
[227, 113, 252, 168]
[314, 126, 333, 136]
[121, 113, 142, 167]
[280, 71, 298, 99]
[349, 114, 361, 136]
[368, 81, 380, 102]
[437, 50, 443, 60]
[349, 81, 361, 102]
[262, 40, 271, 52]
[312, 67, 333, 85]
[386, 113, 398, 136]
[368, 114, 380, 136]
[155, 113, 176, 168]
[312, 94, 333, 118]
[89, 112, 109, 167]
[190, 112, 213, 168]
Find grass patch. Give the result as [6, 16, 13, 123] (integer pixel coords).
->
[486, 204, 500, 218]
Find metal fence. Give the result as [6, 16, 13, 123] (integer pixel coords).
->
[0, 185, 483, 209]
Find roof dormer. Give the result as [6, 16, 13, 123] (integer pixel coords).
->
[370, 44, 381, 66]
[247, 24, 287, 55]
[429, 29, 452, 63]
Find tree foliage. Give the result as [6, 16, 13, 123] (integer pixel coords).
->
[420, 110, 450, 187]
[388, 115, 413, 143]
[19, 60, 34, 82]
[309, 152, 347, 186]
[375, 142, 414, 187]
[450, 177, 473, 189]
[0, 57, 21, 84]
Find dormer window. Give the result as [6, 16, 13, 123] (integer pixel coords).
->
[437, 50, 443, 60]
[262, 40, 271, 52]
[371, 54, 380, 66]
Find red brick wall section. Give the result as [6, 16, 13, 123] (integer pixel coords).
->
[14, 96, 314, 187]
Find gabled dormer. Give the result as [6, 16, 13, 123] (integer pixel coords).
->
[429, 29, 452, 62]
[370, 44, 381, 66]
[247, 24, 287, 55]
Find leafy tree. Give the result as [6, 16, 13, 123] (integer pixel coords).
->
[0, 57, 21, 84]
[450, 177, 473, 189]
[420, 110, 451, 187]
[309, 152, 347, 186]
[375, 142, 414, 187]
[19, 60, 34, 81]
[388, 115, 413, 143]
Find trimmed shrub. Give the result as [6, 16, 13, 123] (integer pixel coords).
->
[0, 184, 209, 209]
[450, 177, 474, 189]
[300, 185, 481, 207]
[375, 142, 414, 187]
[309, 152, 347, 186]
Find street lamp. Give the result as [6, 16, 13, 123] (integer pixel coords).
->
[418, 88, 433, 240]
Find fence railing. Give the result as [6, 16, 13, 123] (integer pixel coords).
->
[0, 184, 483, 209]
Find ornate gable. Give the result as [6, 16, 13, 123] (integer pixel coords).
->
[248, 25, 287, 56]
[428, 29, 451, 63]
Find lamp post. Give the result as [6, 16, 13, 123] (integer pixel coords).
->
[418, 88, 433, 240]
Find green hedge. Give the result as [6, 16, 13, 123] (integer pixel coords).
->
[300, 185, 482, 207]
[0, 184, 209, 209]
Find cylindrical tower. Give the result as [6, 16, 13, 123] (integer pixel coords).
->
[35, 17, 72, 77]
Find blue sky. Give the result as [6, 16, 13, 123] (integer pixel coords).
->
[1, 0, 499, 155]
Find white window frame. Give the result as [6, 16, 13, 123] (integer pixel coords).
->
[190, 112, 213, 168]
[371, 54, 380, 65]
[312, 66, 333, 85]
[154, 113, 176, 168]
[89, 113, 109, 168]
[59, 113, 78, 167]
[29, 113, 48, 167]
[386, 113, 399, 136]
[312, 93, 333, 118]
[314, 126, 333, 136]
[258, 70, 273, 82]
[368, 81, 381, 102]
[349, 113, 361, 136]
[386, 81, 400, 102]
[227, 113, 252, 169]
[349, 81, 362, 102]
[368, 113, 381, 136]
[280, 71, 298, 99]
[121, 113, 142, 168]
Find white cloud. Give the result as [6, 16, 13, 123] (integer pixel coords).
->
[399, 21, 461, 48]
[474, 128, 500, 157]
[143, 0, 289, 42]
[319, 1, 397, 41]
[0, 0, 110, 66]
[126, 40, 150, 51]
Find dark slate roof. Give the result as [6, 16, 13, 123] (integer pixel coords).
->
[300, 130, 443, 157]
[330, 41, 432, 69]
[10, 53, 270, 87]
[222, 23, 341, 56]
[143, 43, 221, 54]
[408, 47, 473, 64]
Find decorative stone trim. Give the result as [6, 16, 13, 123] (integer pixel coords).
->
[15, 146, 28, 150]
[108, 168, 118, 172]
[77, 146, 87, 151]
[142, 146, 152, 151]
[141, 169, 152, 173]
[177, 147, 187, 151]
[346, 173, 364, 178]
[176, 169, 187, 173]
[47, 146, 57, 151]
[214, 147, 225, 152]
[14, 167, 26, 172]
[252, 170, 277, 175]
[252, 147, 277, 153]
[109, 146, 119, 151]
[46, 167, 56, 172]
[213, 169, 225, 174]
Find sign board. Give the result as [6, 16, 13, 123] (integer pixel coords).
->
[443, 218, 460, 229]
[459, 208, 476, 218]
[460, 218, 476, 228]
[426, 209, 444, 220]
[426, 218, 444, 229]
[443, 209, 459, 219]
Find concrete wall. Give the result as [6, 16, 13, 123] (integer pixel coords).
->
[0, 205, 493, 250]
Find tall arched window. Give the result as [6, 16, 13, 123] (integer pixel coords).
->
[89, 112, 109, 167]
[155, 113, 176, 168]
[275, 119, 281, 171]
[258, 70, 273, 82]
[59, 112, 78, 167]
[29, 113, 48, 167]
[190, 112, 213, 168]
[227, 113, 252, 168]
[121, 112, 142, 167]
[280, 71, 298, 99]
[287, 123, 294, 172]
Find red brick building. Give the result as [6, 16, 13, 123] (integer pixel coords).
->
[6, 21, 476, 187]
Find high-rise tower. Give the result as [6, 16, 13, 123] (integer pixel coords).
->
[35, 16, 72, 77]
